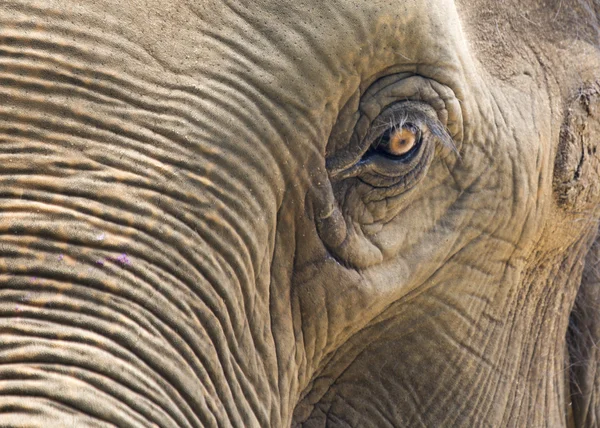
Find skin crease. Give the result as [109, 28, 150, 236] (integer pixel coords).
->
[0, 0, 599, 427]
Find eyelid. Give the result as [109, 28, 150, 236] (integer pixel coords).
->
[359, 76, 463, 145]
[366, 103, 432, 143]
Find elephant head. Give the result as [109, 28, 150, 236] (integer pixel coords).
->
[1, 0, 600, 426]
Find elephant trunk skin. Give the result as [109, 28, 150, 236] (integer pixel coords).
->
[0, 109, 285, 426]
[0, 6, 296, 425]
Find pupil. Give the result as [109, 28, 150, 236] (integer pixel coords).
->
[373, 124, 420, 158]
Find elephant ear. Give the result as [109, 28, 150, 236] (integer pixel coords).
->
[554, 83, 600, 210]
[568, 226, 600, 427]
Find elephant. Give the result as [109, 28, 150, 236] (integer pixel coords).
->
[0, 0, 599, 426]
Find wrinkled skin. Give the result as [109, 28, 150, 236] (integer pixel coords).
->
[1, 0, 600, 426]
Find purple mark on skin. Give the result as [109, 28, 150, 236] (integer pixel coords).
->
[95, 233, 105, 241]
[95, 253, 131, 267]
[15, 305, 22, 313]
[31, 277, 37, 282]
[58, 254, 64, 262]
[115, 253, 131, 265]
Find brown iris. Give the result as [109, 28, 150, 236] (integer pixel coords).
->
[375, 124, 421, 157]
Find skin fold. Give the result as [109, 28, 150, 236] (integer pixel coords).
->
[0, 0, 599, 426]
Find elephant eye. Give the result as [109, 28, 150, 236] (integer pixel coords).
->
[371, 123, 422, 159]
[327, 101, 453, 197]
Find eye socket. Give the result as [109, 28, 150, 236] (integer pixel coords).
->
[327, 101, 453, 198]
[371, 123, 422, 159]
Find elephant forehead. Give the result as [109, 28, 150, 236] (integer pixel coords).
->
[150, 0, 469, 72]
[194, 0, 472, 106]
[37, 0, 471, 117]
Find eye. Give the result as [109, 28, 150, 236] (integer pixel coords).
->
[371, 123, 422, 159]
[327, 101, 453, 197]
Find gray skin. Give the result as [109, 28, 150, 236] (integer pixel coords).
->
[0, 0, 599, 426]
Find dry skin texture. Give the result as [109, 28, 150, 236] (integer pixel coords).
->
[0, 0, 599, 427]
